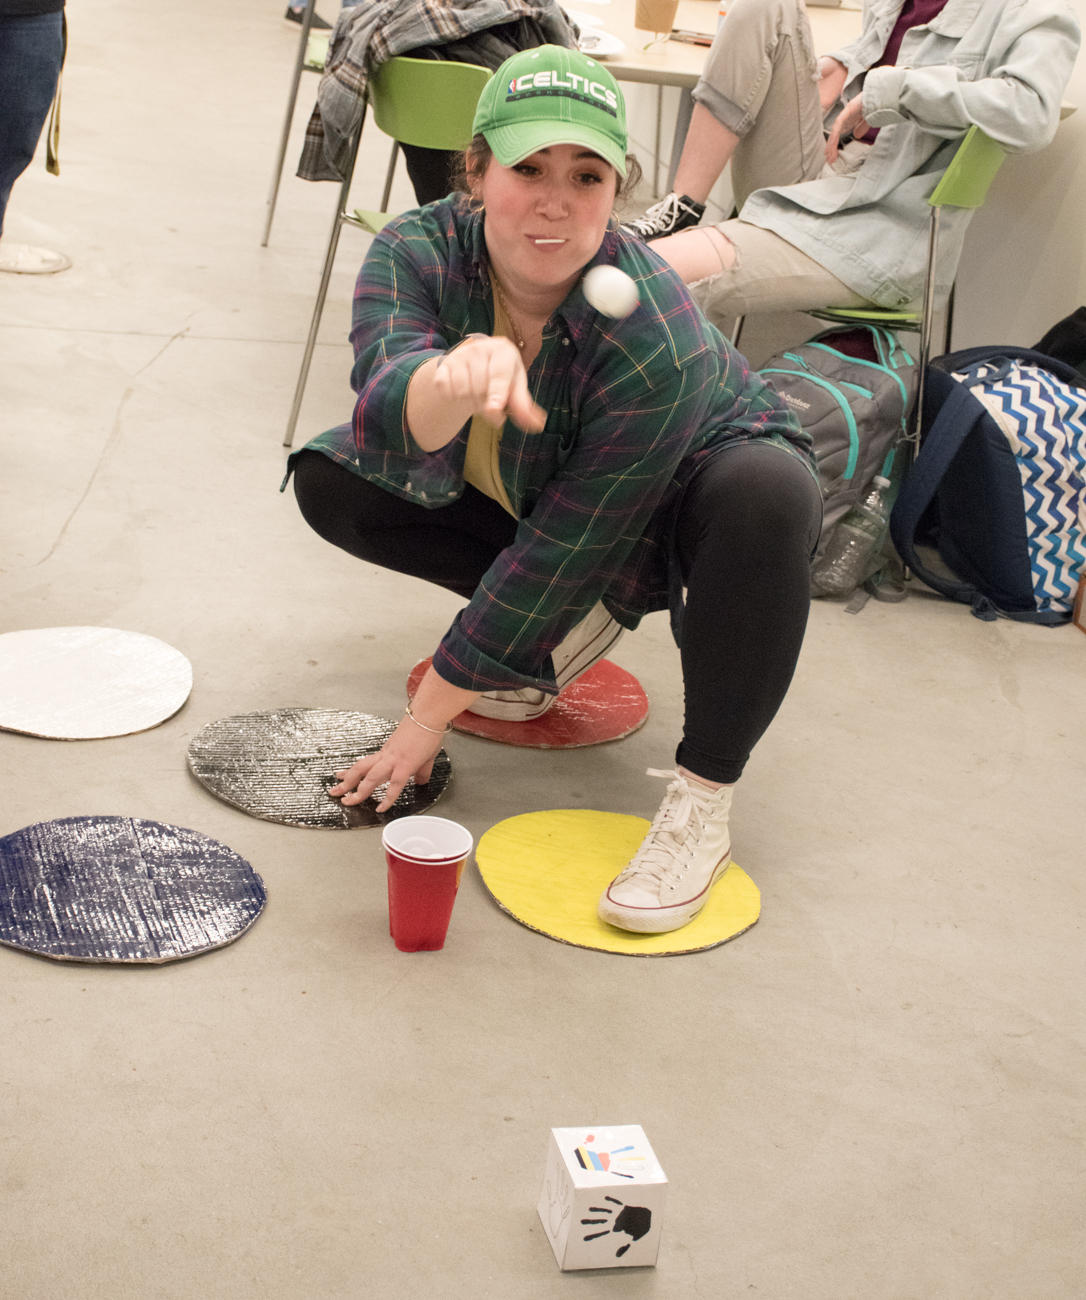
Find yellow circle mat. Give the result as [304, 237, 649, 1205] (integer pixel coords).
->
[475, 809, 760, 957]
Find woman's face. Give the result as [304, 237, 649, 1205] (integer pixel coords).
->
[474, 143, 617, 301]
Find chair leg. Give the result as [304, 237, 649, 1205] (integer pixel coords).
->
[654, 84, 663, 198]
[943, 281, 956, 357]
[666, 88, 694, 195]
[379, 141, 400, 213]
[262, 0, 318, 248]
[283, 121, 365, 449]
[911, 205, 942, 454]
[731, 315, 745, 350]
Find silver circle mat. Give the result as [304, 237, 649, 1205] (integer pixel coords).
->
[187, 708, 452, 829]
[0, 627, 192, 740]
[0, 817, 266, 964]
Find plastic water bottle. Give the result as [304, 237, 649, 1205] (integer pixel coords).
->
[813, 475, 893, 597]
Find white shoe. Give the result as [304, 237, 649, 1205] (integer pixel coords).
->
[464, 684, 553, 722]
[0, 243, 71, 274]
[466, 601, 625, 722]
[598, 768, 733, 933]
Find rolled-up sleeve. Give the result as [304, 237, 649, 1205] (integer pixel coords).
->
[862, 1, 1080, 152]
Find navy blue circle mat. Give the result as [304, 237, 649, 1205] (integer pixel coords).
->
[0, 817, 267, 963]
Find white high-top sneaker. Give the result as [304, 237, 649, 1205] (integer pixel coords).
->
[598, 768, 734, 933]
[466, 602, 625, 722]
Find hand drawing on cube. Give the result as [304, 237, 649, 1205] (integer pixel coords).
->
[538, 1126, 667, 1270]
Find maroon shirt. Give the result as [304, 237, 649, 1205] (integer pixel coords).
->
[876, 0, 951, 69]
[859, 0, 950, 141]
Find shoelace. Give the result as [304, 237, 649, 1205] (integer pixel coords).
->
[624, 193, 693, 238]
[614, 768, 718, 890]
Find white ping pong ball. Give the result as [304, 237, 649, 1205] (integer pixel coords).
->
[582, 265, 640, 318]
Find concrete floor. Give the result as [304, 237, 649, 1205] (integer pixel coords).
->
[2, 3, 1084, 1296]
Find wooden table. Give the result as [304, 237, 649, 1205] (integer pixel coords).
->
[584, 0, 863, 87]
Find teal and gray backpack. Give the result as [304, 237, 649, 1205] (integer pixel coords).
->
[759, 325, 919, 561]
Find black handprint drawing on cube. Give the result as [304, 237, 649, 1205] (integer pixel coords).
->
[537, 1126, 667, 1270]
[581, 1195, 653, 1257]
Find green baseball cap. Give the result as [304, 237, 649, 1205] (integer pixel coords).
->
[472, 45, 628, 178]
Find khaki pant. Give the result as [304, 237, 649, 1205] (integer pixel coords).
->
[690, 0, 872, 321]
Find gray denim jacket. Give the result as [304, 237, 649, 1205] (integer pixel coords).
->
[741, 0, 1081, 308]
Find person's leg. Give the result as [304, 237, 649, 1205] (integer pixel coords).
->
[622, 0, 824, 241]
[292, 450, 518, 600]
[285, 5, 332, 29]
[685, 0, 824, 206]
[662, 218, 871, 326]
[399, 144, 460, 207]
[670, 103, 741, 208]
[698, 0, 825, 211]
[598, 440, 822, 934]
[675, 441, 822, 784]
[294, 450, 624, 720]
[0, 11, 64, 238]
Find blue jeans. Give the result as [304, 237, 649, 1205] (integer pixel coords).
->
[0, 11, 65, 236]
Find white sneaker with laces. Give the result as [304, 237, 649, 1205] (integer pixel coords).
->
[598, 768, 733, 933]
[466, 601, 624, 722]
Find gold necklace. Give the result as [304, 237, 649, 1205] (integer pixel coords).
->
[492, 279, 526, 352]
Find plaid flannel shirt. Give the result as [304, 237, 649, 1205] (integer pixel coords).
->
[296, 197, 812, 695]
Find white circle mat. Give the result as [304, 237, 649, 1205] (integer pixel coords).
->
[0, 627, 192, 739]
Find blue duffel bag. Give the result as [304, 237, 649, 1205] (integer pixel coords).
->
[890, 347, 1086, 624]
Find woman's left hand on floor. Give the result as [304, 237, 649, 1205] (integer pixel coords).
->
[330, 719, 446, 814]
[329, 665, 481, 813]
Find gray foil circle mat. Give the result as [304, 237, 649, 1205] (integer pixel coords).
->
[0, 817, 266, 964]
[186, 708, 452, 829]
[0, 627, 193, 740]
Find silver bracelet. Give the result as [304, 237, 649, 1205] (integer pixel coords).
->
[404, 702, 453, 735]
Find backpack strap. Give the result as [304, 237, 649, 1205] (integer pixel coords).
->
[889, 379, 993, 614]
[935, 346, 1086, 390]
[891, 368, 1074, 625]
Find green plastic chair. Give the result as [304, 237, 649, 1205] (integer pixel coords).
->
[284, 57, 491, 447]
[803, 125, 1006, 443]
[304, 32, 330, 72]
[349, 58, 492, 235]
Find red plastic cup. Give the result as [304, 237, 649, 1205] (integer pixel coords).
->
[382, 816, 473, 952]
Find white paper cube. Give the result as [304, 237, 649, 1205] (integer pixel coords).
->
[537, 1125, 667, 1270]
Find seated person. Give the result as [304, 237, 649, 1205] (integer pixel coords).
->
[620, 0, 1080, 325]
[290, 47, 822, 936]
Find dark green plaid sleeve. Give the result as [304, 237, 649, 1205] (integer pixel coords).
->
[432, 314, 721, 693]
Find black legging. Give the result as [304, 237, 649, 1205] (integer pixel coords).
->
[293, 444, 821, 784]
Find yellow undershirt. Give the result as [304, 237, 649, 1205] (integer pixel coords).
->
[463, 273, 518, 518]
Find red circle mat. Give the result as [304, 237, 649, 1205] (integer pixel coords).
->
[406, 658, 648, 749]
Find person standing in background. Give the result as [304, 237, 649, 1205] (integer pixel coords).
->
[0, 0, 68, 273]
[285, 2, 332, 31]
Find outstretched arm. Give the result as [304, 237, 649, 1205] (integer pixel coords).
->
[406, 336, 545, 452]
